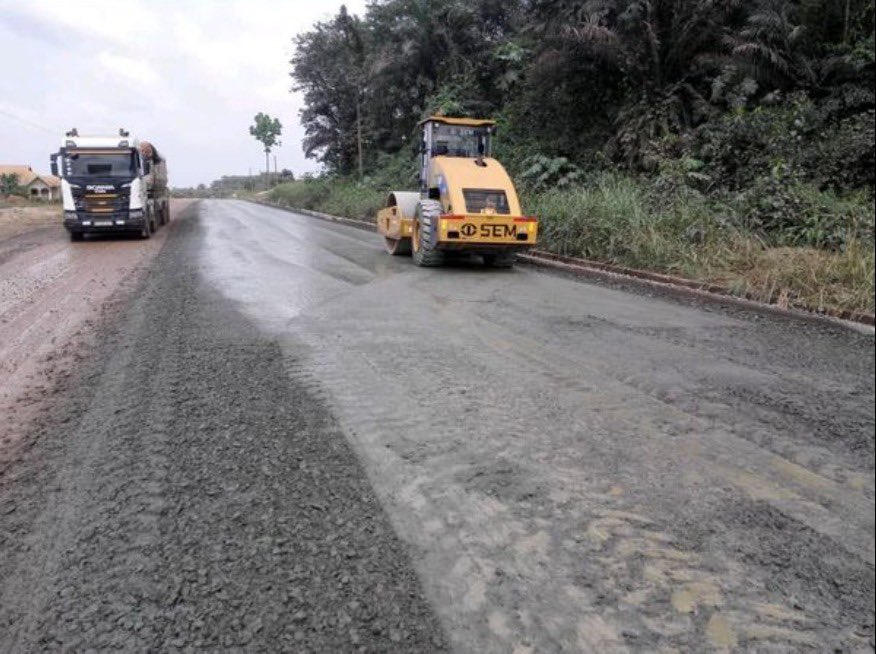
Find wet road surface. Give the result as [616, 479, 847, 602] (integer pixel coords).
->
[198, 201, 874, 651]
[0, 199, 873, 652]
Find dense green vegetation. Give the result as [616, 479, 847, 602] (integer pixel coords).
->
[278, 0, 875, 313]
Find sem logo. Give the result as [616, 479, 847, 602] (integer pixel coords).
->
[481, 224, 517, 238]
[460, 223, 477, 237]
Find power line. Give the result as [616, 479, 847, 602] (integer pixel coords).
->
[0, 108, 56, 135]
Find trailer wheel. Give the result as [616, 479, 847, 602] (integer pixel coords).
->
[163, 203, 171, 225]
[384, 237, 411, 256]
[411, 200, 445, 267]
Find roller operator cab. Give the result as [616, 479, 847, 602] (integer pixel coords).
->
[377, 117, 538, 267]
[51, 129, 170, 241]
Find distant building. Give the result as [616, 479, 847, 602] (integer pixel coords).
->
[0, 164, 61, 200]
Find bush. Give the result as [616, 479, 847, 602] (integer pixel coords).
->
[0, 173, 25, 197]
[524, 172, 725, 271]
[729, 178, 875, 250]
[524, 172, 875, 313]
[519, 155, 583, 193]
[269, 177, 332, 210]
[685, 95, 875, 193]
[268, 177, 384, 223]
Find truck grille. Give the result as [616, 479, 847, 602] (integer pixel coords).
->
[73, 187, 130, 215]
[84, 194, 121, 213]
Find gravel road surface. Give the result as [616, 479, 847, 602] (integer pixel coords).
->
[0, 204, 446, 652]
[0, 199, 873, 652]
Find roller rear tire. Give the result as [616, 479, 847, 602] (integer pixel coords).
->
[411, 200, 445, 267]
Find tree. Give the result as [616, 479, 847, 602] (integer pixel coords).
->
[288, 0, 874, 191]
[249, 113, 283, 184]
[0, 173, 22, 197]
[291, 5, 369, 175]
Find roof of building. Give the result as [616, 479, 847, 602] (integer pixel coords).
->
[0, 164, 61, 188]
[419, 116, 496, 128]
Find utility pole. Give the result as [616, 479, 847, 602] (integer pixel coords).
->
[356, 94, 363, 179]
[273, 155, 278, 187]
[843, 0, 851, 44]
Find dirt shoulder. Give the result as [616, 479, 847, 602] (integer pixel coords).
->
[0, 200, 193, 469]
[0, 205, 61, 241]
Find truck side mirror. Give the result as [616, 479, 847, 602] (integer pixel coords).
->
[50, 153, 58, 177]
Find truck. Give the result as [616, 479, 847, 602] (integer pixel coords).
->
[51, 129, 169, 241]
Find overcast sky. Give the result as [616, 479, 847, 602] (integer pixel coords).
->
[0, 0, 367, 187]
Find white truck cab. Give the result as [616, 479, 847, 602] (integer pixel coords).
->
[51, 128, 169, 241]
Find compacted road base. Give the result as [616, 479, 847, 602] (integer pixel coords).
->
[0, 206, 447, 651]
[199, 201, 873, 652]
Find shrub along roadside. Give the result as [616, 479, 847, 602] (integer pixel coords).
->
[527, 174, 874, 314]
[268, 173, 875, 315]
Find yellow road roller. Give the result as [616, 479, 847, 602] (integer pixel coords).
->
[377, 116, 538, 267]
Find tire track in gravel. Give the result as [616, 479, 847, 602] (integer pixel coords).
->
[0, 205, 447, 652]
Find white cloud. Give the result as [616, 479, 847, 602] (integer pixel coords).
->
[0, 0, 368, 186]
[97, 52, 162, 88]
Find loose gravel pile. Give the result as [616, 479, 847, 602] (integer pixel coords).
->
[0, 206, 447, 652]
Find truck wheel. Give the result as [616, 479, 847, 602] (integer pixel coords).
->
[384, 237, 412, 256]
[411, 200, 445, 267]
[139, 215, 152, 239]
[70, 232, 84, 242]
[483, 252, 515, 269]
[163, 203, 171, 225]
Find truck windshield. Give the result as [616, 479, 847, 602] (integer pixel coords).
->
[64, 151, 137, 178]
[431, 124, 491, 158]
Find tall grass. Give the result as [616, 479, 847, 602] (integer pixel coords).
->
[269, 178, 384, 222]
[525, 173, 875, 313]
